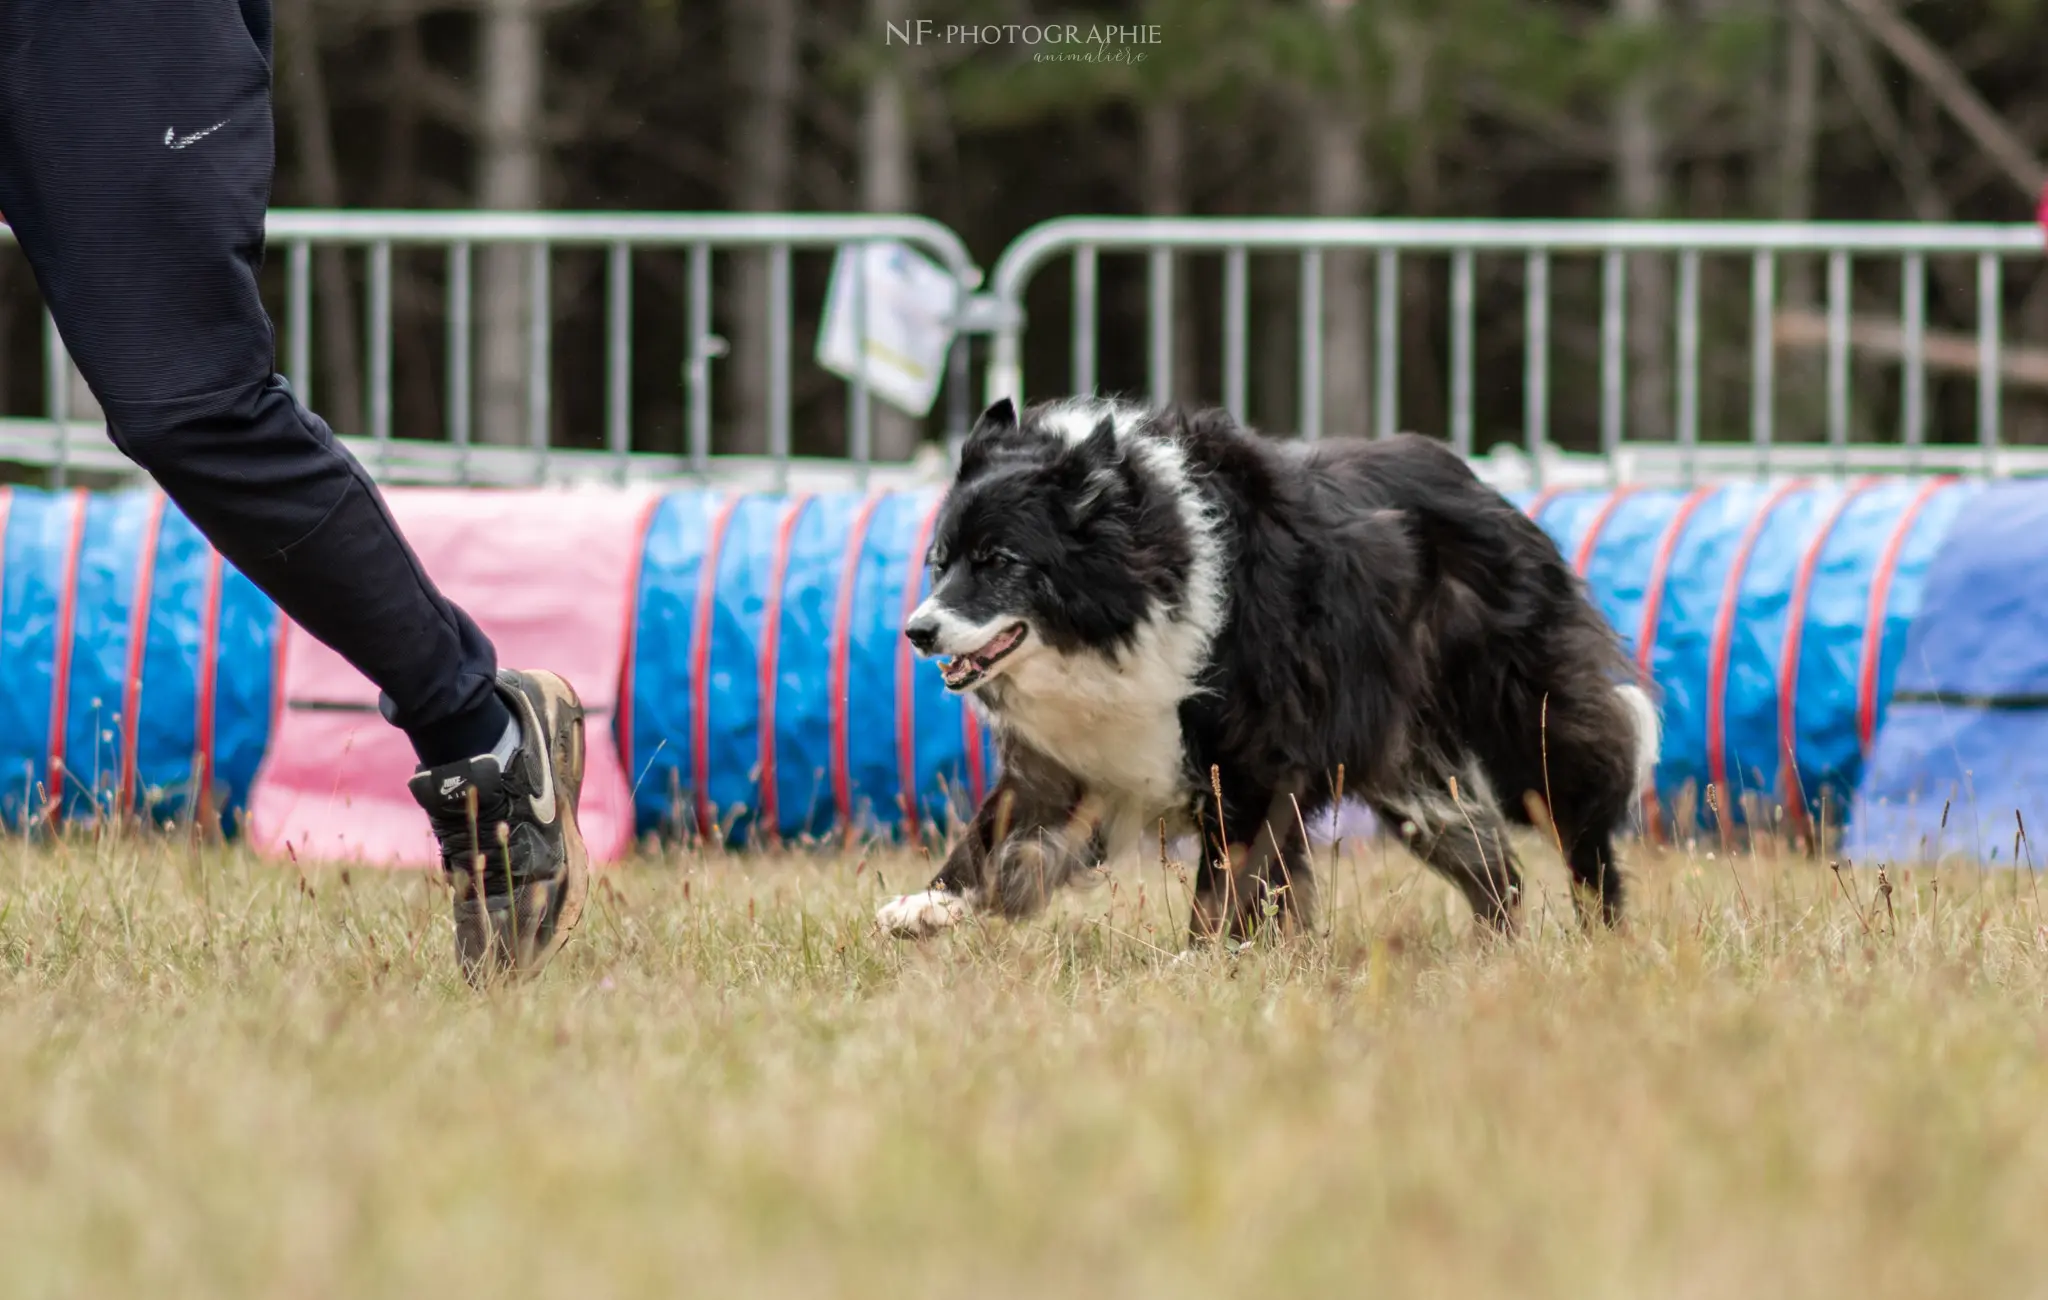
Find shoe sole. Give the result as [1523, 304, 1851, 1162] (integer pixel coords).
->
[514, 668, 590, 978]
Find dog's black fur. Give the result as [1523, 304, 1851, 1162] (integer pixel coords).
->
[893, 397, 1656, 942]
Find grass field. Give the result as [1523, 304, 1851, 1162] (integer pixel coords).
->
[2, 825, 2047, 1299]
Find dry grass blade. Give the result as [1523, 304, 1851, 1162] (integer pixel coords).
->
[1831, 857, 1874, 936]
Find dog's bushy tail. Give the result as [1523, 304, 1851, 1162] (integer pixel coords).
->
[1614, 683, 1662, 793]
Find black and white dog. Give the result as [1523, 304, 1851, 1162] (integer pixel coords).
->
[880, 396, 1659, 942]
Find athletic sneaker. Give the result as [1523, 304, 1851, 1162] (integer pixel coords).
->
[407, 669, 590, 985]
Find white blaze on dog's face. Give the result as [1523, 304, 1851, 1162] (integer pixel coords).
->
[901, 416, 1047, 694]
[904, 588, 1035, 692]
[901, 491, 1044, 694]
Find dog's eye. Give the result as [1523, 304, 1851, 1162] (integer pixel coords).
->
[972, 548, 1009, 569]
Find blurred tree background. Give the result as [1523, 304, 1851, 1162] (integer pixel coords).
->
[3, 0, 2046, 463]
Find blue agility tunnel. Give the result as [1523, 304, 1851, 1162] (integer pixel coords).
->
[1511, 477, 1970, 837]
[621, 479, 1970, 846]
[1849, 479, 2048, 864]
[624, 489, 998, 847]
[0, 476, 1989, 853]
[0, 486, 278, 829]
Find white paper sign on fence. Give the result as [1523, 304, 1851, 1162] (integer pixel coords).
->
[816, 240, 961, 418]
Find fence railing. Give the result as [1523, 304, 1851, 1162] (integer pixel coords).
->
[5, 210, 2048, 489]
[0, 210, 985, 490]
[984, 217, 2048, 486]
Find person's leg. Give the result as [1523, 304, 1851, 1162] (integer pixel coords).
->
[0, 0, 505, 764]
[0, 0, 587, 983]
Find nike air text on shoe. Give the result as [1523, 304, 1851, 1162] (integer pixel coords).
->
[407, 669, 590, 986]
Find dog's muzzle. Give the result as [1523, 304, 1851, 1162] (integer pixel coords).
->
[908, 621, 1029, 692]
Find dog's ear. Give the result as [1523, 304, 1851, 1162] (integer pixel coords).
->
[957, 398, 1019, 479]
[1054, 414, 1127, 519]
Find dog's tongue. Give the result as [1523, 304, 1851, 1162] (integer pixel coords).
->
[983, 624, 1022, 658]
[938, 625, 1025, 689]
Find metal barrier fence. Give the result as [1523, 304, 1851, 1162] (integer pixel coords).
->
[5, 211, 2048, 488]
[984, 217, 2048, 486]
[0, 211, 985, 490]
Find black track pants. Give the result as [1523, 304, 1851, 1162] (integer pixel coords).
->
[0, 0, 508, 765]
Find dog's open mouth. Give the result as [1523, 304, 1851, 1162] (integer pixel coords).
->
[939, 623, 1028, 691]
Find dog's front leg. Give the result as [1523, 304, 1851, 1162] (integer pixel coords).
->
[876, 744, 1092, 939]
[872, 793, 1003, 939]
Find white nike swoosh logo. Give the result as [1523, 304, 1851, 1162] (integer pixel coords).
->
[527, 716, 558, 824]
[164, 121, 228, 150]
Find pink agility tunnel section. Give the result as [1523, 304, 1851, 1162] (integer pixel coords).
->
[245, 489, 657, 868]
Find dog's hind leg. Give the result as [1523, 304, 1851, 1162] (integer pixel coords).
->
[1372, 765, 1524, 935]
[1527, 682, 1648, 930]
[981, 792, 1110, 918]
[1188, 782, 1317, 944]
[1562, 829, 1624, 927]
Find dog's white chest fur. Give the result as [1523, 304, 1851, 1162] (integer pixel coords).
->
[997, 654, 1191, 818]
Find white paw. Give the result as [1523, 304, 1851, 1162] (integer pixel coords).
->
[876, 889, 968, 938]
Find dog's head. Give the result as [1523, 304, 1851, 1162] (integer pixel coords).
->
[904, 397, 1183, 694]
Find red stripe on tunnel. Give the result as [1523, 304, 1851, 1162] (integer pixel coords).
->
[119, 495, 169, 818]
[45, 489, 90, 825]
[962, 701, 986, 811]
[1856, 477, 1955, 755]
[689, 495, 744, 844]
[192, 548, 225, 829]
[1524, 484, 1571, 527]
[1633, 485, 1721, 839]
[1573, 485, 1644, 578]
[1777, 477, 1881, 835]
[755, 494, 814, 844]
[830, 493, 887, 839]
[1705, 479, 1811, 841]
[897, 496, 944, 841]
